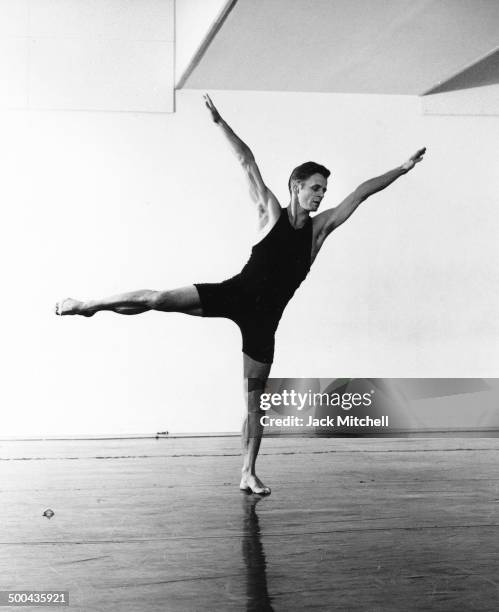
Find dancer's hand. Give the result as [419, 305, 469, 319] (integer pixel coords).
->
[203, 93, 221, 123]
[401, 147, 426, 172]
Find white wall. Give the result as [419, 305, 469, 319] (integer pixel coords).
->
[2, 89, 498, 436]
[0, 0, 175, 112]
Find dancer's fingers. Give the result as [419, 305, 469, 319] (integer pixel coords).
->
[204, 93, 214, 109]
[412, 147, 426, 161]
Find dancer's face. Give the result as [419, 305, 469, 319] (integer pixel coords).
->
[296, 173, 328, 211]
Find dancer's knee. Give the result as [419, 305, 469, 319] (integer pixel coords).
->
[245, 378, 266, 414]
[149, 290, 174, 311]
[247, 377, 266, 393]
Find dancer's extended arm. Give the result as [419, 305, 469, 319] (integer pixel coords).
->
[316, 148, 426, 237]
[204, 94, 281, 224]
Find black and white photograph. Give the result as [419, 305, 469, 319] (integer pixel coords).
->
[2, 1, 499, 610]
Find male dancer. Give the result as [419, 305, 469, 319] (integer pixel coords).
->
[56, 94, 425, 495]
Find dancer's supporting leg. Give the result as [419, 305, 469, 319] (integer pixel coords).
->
[240, 353, 272, 495]
[55, 286, 202, 317]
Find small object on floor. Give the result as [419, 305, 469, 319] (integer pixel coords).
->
[42, 509, 55, 519]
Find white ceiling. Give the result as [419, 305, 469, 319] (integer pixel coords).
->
[180, 0, 499, 95]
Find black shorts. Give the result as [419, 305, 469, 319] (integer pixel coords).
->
[194, 280, 284, 364]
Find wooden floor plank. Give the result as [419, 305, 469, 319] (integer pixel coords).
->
[2, 437, 499, 610]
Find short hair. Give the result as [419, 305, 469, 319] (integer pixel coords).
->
[288, 162, 330, 193]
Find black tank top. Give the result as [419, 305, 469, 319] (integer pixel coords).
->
[235, 208, 313, 310]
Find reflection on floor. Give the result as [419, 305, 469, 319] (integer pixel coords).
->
[2, 436, 499, 611]
[242, 493, 273, 611]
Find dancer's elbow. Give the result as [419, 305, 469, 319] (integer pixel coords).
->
[237, 147, 254, 166]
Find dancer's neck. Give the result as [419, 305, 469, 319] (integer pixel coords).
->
[287, 200, 310, 229]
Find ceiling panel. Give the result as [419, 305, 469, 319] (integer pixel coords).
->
[181, 0, 499, 95]
[425, 48, 499, 95]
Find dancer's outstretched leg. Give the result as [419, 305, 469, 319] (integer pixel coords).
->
[55, 286, 202, 317]
[240, 353, 272, 495]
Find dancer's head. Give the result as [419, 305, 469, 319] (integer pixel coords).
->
[288, 162, 330, 211]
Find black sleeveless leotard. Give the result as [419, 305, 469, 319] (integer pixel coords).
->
[195, 208, 313, 363]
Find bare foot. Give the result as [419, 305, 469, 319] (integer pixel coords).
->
[55, 298, 93, 316]
[240, 471, 271, 495]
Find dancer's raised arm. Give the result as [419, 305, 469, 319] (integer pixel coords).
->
[316, 148, 426, 237]
[204, 94, 281, 225]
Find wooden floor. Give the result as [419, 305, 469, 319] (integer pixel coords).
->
[2, 436, 499, 611]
